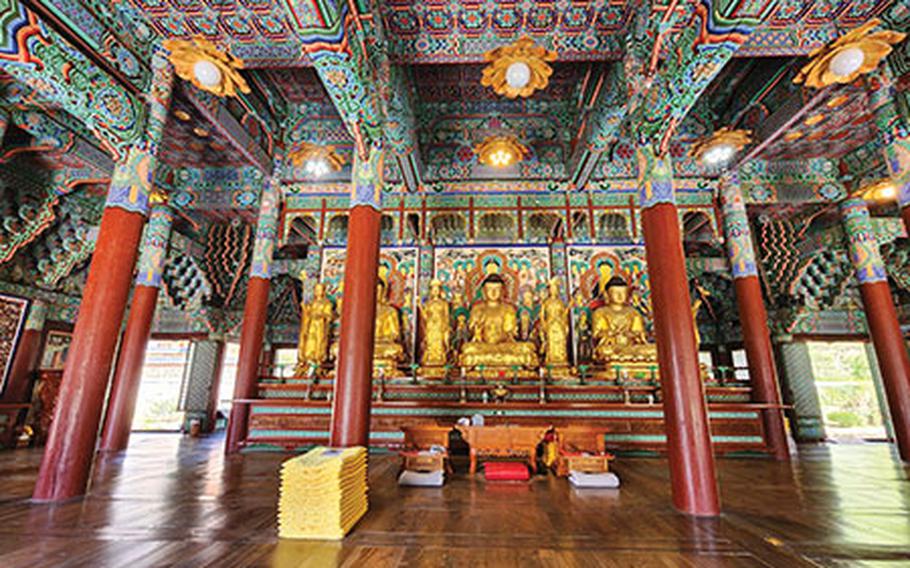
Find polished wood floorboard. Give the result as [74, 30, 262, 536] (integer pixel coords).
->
[1, 434, 909, 567]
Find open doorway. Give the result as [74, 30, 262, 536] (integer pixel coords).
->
[131, 339, 192, 431]
[807, 341, 887, 442]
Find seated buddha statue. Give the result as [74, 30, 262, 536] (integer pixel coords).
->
[374, 280, 405, 374]
[591, 276, 658, 366]
[459, 274, 538, 373]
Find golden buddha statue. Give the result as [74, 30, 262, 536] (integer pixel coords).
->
[591, 276, 658, 369]
[419, 279, 451, 377]
[539, 278, 570, 369]
[295, 281, 334, 375]
[459, 274, 538, 375]
[374, 279, 405, 374]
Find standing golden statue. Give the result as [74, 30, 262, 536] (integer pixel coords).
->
[373, 279, 405, 374]
[459, 274, 538, 376]
[295, 281, 334, 376]
[518, 289, 538, 342]
[539, 278, 570, 369]
[419, 279, 451, 377]
[591, 276, 658, 367]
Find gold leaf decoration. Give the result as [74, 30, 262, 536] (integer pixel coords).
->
[481, 37, 557, 99]
[794, 19, 906, 89]
[163, 38, 251, 98]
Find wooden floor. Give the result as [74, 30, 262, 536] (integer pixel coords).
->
[1, 435, 910, 567]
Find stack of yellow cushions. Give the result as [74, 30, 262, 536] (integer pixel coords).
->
[278, 446, 368, 540]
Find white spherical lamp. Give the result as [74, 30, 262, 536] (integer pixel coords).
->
[829, 47, 865, 79]
[701, 143, 737, 167]
[505, 61, 531, 90]
[193, 59, 223, 88]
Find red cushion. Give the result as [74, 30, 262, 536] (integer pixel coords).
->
[483, 462, 530, 481]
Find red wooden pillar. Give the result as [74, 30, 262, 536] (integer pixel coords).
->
[225, 169, 282, 454]
[330, 143, 384, 448]
[99, 203, 173, 452]
[720, 176, 790, 460]
[330, 206, 381, 447]
[637, 145, 720, 516]
[2, 301, 47, 404]
[841, 198, 910, 461]
[32, 46, 173, 501]
[32, 206, 147, 501]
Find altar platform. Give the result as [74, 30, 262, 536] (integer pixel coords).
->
[237, 376, 779, 456]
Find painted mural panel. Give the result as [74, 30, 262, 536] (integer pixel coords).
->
[433, 247, 551, 305]
[0, 294, 28, 393]
[321, 247, 419, 359]
[567, 246, 650, 321]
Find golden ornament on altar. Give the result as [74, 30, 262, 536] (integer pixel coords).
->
[794, 19, 906, 89]
[591, 277, 658, 366]
[459, 274, 538, 372]
[480, 36, 557, 99]
[295, 282, 334, 375]
[420, 280, 451, 369]
[163, 37, 250, 98]
[539, 278, 569, 368]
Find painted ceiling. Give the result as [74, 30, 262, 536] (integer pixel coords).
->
[117, 0, 897, 66]
[7, 0, 904, 187]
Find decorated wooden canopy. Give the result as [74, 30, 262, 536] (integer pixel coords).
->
[0, 0, 905, 344]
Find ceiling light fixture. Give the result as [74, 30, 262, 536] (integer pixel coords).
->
[481, 37, 557, 99]
[858, 178, 898, 203]
[289, 143, 345, 179]
[164, 37, 250, 98]
[689, 127, 752, 169]
[474, 135, 529, 168]
[794, 19, 905, 89]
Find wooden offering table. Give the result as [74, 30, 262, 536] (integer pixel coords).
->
[400, 425, 452, 473]
[554, 426, 613, 477]
[456, 425, 550, 474]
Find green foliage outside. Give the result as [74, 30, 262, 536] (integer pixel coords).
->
[807, 342, 884, 434]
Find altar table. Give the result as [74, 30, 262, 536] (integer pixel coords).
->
[400, 425, 452, 473]
[455, 425, 550, 474]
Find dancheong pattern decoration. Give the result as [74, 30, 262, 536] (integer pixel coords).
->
[249, 160, 283, 280]
[840, 198, 887, 284]
[720, 174, 759, 279]
[0, 0, 145, 157]
[135, 204, 174, 288]
[637, 145, 675, 209]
